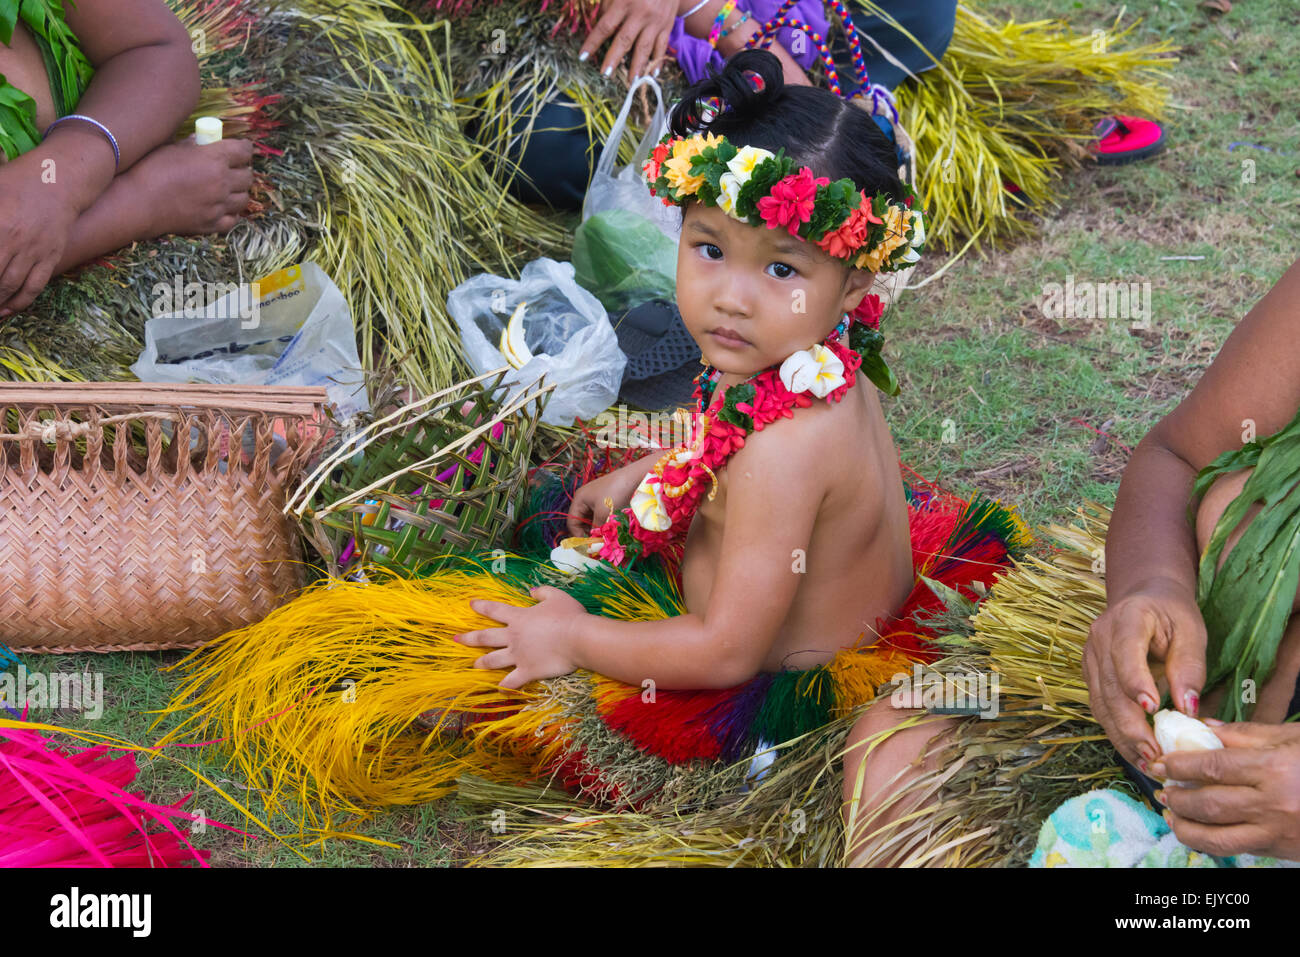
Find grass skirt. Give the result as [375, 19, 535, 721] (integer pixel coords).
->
[154, 467, 1030, 856]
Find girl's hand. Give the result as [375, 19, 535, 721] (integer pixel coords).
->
[460, 587, 588, 690]
[1156, 722, 1300, 860]
[1083, 577, 1208, 772]
[566, 461, 652, 538]
[581, 0, 676, 80]
[0, 167, 80, 316]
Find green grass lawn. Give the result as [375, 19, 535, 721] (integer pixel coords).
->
[11, 0, 1300, 866]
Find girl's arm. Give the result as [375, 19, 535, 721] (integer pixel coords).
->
[567, 411, 829, 689]
[1087, 258, 1300, 763]
[0, 0, 199, 313]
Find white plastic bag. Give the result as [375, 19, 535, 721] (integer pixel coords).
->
[448, 258, 626, 426]
[581, 74, 681, 244]
[131, 262, 369, 422]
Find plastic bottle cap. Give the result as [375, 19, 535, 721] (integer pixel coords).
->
[195, 116, 223, 146]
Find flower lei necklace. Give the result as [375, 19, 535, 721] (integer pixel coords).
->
[552, 294, 895, 572]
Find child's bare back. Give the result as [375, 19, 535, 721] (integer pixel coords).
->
[679, 366, 914, 673]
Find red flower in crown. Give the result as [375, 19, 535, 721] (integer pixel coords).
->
[757, 167, 829, 237]
[814, 191, 884, 260]
[643, 141, 672, 184]
[850, 293, 884, 331]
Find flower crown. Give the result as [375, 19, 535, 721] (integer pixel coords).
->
[642, 130, 925, 273]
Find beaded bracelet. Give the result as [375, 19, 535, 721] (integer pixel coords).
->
[44, 114, 121, 171]
[708, 0, 737, 48]
[718, 9, 751, 41]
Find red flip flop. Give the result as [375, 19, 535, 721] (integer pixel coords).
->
[1091, 115, 1166, 166]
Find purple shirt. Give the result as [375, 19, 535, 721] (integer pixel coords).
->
[667, 0, 831, 84]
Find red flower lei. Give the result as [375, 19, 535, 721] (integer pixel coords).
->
[588, 309, 871, 568]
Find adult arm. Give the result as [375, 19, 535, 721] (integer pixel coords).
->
[0, 0, 199, 312]
[1086, 258, 1300, 767]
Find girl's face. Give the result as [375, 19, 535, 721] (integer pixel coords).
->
[676, 202, 876, 378]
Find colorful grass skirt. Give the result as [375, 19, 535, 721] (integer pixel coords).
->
[155, 468, 1030, 828]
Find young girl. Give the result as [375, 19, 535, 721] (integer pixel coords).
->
[159, 49, 1025, 857]
[0, 0, 252, 318]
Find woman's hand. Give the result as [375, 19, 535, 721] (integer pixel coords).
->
[1083, 576, 1208, 771]
[0, 169, 79, 315]
[580, 0, 677, 80]
[460, 587, 589, 690]
[1156, 722, 1300, 860]
[566, 458, 653, 538]
[123, 137, 254, 239]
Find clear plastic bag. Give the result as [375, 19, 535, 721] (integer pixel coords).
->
[581, 74, 681, 244]
[448, 258, 626, 426]
[132, 262, 369, 422]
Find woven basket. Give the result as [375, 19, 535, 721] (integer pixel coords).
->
[0, 383, 328, 653]
[291, 368, 551, 576]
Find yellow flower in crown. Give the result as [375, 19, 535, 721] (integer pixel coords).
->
[855, 204, 912, 272]
[663, 132, 724, 196]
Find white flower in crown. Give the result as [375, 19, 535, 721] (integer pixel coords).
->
[631, 475, 673, 531]
[908, 209, 925, 247]
[779, 343, 846, 398]
[715, 146, 775, 219]
[718, 171, 743, 216]
[726, 145, 775, 180]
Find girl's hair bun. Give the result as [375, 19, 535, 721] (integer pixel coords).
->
[665, 48, 905, 207]
[670, 48, 785, 136]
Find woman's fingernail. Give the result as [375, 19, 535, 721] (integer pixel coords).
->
[1153, 788, 1167, 806]
[1137, 742, 1156, 764]
[1138, 759, 1150, 774]
[653, 66, 661, 77]
[1138, 693, 1158, 714]
[1204, 717, 1226, 727]
[578, 50, 589, 62]
[1151, 761, 1167, 778]
[603, 65, 613, 77]
[1162, 809, 1172, 825]
[1185, 691, 1200, 717]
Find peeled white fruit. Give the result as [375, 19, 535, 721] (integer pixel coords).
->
[497, 301, 533, 370]
[1152, 709, 1222, 788]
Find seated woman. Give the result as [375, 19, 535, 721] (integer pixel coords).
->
[1073, 257, 1300, 864]
[0, 0, 253, 318]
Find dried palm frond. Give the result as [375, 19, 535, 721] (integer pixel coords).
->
[8, 0, 582, 396]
